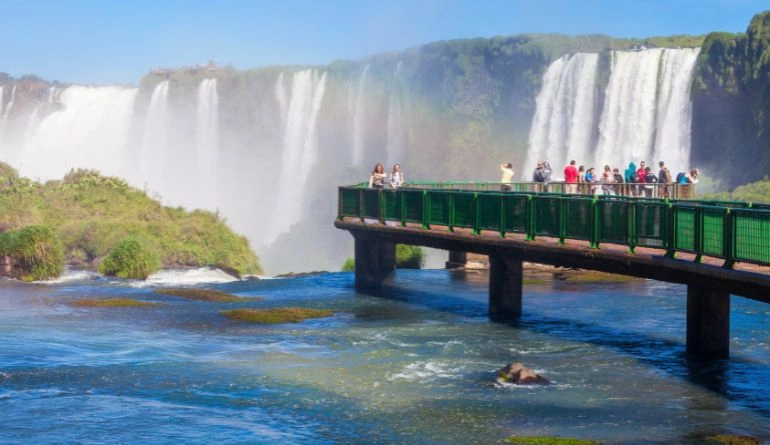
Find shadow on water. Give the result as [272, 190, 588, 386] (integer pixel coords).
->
[365, 270, 770, 420]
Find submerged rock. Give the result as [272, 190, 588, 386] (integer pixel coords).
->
[496, 362, 549, 385]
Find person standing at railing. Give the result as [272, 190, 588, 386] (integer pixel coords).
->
[643, 166, 658, 197]
[532, 161, 551, 192]
[500, 163, 514, 191]
[564, 160, 578, 194]
[577, 165, 586, 193]
[625, 162, 637, 196]
[390, 163, 404, 189]
[585, 167, 597, 195]
[601, 165, 615, 195]
[658, 161, 672, 198]
[369, 163, 386, 189]
[612, 168, 624, 195]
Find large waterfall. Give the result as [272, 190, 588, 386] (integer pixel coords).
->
[196, 78, 219, 209]
[264, 70, 328, 245]
[527, 48, 700, 176]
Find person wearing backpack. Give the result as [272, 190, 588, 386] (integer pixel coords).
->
[643, 166, 658, 197]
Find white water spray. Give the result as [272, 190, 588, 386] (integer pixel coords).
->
[196, 78, 219, 207]
[139, 80, 170, 189]
[351, 65, 370, 167]
[386, 61, 406, 169]
[263, 70, 327, 245]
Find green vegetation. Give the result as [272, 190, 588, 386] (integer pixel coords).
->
[0, 166, 262, 279]
[155, 288, 261, 302]
[396, 244, 424, 269]
[222, 307, 334, 324]
[0, 225, 64, 281]
[341, 257, 355, 272]
[699, 178, 770, 204]
[98, 237, 160, 280]
[505, 437, 601, 445]
[71, 298, 161, 308]
[340, 244, 424, 271]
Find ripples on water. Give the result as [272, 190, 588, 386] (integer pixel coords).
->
[1, 268, 769, 444]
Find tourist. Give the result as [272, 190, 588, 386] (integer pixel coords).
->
[658, 161, 672, 198]
[601, 165, 615, 195]
[532, 161, 551, 191]
[500, 162, 514, 191]
[577, 165, 586, 193]
[684, 168, 699, 184]
[369, 163, 386, 189]
[643, 166, 658, 197]
[564, 160, 578, 194]
[612, 168, 624, 195]
[585, 167, 597, 194]
[390, 163, 404, 189]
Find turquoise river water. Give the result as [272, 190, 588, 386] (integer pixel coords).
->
[1, 268, 769, 444]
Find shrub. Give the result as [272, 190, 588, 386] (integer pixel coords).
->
[98, 237, 161, 280]
[0, 225, 64, 281]
[396, 244, 424, 269]
[341, 257, 355, 272]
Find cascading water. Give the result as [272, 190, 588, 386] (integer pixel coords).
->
[263, 69, 327, 245]
[386, 61, 406, 169]
[15, 86, 137, 180]
[351, 65, 370, 167]
[525, 53, 599, 174]
[196, 78, 219, 208]
[139, 80, 170, 191]
[528, 48, 700, 177]
[0, 85, 17, 139]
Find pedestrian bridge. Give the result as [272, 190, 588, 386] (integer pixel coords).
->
[334, 182, 770, 359]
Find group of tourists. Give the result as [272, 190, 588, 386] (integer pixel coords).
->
[499, 159, 700, 198]
[368, 163, 404, 189]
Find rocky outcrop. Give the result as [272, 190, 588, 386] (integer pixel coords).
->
[496, 362, 550, 385]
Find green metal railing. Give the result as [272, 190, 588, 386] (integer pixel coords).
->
[338, 184, 770, 268]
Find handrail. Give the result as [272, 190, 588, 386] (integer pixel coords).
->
[337, 185, 770, 268]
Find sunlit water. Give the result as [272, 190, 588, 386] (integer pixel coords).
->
[1, 269, 769, 444]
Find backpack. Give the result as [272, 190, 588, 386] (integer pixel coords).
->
[676, 172, 686, 184]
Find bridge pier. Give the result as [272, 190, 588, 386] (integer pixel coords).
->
[446, 251, 467, 269]
[354, 236, 396, 291]
[686, 283, 730, 359]
[489, 255, 522, 321]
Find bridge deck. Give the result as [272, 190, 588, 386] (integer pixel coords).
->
[336, 217, 770, 304]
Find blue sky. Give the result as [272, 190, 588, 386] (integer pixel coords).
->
[2, 0, 767, 85]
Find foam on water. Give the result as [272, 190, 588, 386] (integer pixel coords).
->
[131, 267, 241, 287]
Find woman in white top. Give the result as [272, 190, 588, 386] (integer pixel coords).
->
[390, 164, 404, 189]
[369, 163, 386, 188]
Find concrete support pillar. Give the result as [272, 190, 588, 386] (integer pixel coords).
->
[354, 237, 396, 291]
[446, 251, 467, 269]
[686, 283, 730, 359]
[488, 255, 523, 321]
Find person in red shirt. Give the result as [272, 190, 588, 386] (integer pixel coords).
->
[564, 160, 578, 194]
[636, 161, 647, 196]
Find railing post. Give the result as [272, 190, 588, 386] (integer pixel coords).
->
[694, 205, 703, 263]
[421, 190, 430, 229]
[627, 199, 636, 253]
[723, 208, 735, 269]
[558, 197, 566, 245]
[526, 195, 536, 241]
[665, 201, 676, 258]
[472, 192, 481, 235]
[590, 196, 600, 248]
[499, 193, 506, 238]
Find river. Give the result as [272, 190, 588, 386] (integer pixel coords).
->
[1, 268, 769, 444]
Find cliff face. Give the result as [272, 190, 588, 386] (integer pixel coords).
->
[692, 11, 770, 188]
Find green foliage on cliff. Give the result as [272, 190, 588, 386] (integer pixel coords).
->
[0, 225, 64, 281]
[0, 165, 262, 277]
[98, 237, 161, 280]
[699, 178, 770, 204]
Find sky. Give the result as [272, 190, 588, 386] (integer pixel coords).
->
[1, 0, 767, 85]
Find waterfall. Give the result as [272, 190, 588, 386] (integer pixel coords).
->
[263, 70, 327, 245]
[275, 72, 288, 131]
[196, 78, 219, 207]
[386, 61, 405, 169]
[528, 48, 699, 177]
[139, 80, 170, 189]
[351, 65, 370, 167]
[0, 85, 17, 137]
[652, 48, 700, 172]
[15, 86, 137, 180]
[526, 53, 599, 175]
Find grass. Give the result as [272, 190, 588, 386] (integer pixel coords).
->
[155, 288, 261, 302]
[222, 307, 334, 324]
[70, 298, 161, 308]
